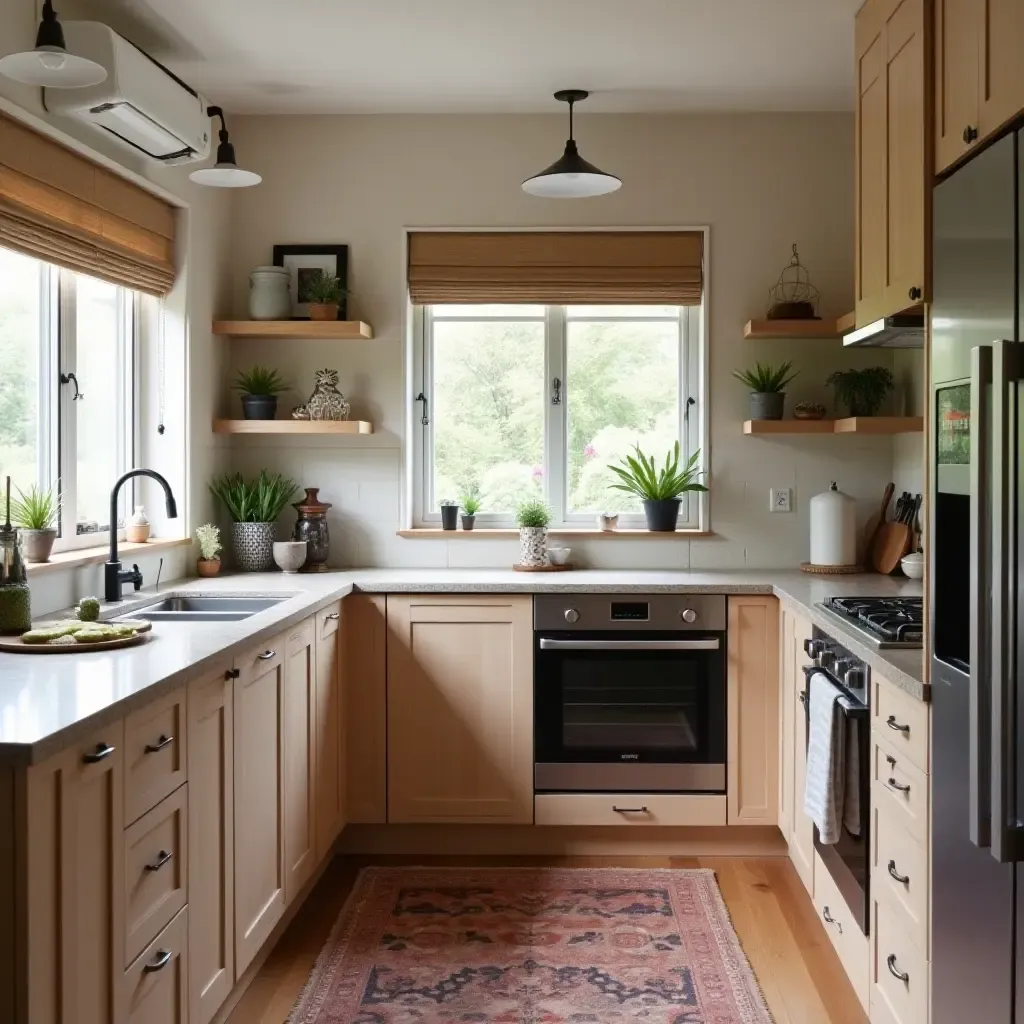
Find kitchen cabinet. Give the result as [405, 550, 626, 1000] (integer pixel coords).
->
[345, 593, 387, 823]
[856, 0, 929, 326]
[727, 595, 779, 825]
[121, 907, 188, 1024]
[314, 602, 345, 860]
[387, 594, 534, 823]
[187, 664, 234, 1024]
[124, 684, 186, 827]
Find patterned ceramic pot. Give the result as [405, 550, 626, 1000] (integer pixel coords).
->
[232, 522, 276, 572]
[519, 527, 548, 567]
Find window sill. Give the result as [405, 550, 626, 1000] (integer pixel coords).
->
[397, 529, 712, 540]
[24, 537, 191, 577]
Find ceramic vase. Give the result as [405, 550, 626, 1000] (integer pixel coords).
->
[197, 558, 221, 578]
[126, 505, 150, 543]
[232, 522, 275, 571]
[19, 528, 57, 563]
[248, 266, 290, 320]
[292, 488, 331, 572]
[519, 527, 548, 567]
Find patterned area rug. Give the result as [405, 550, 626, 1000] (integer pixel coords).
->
[289, 867, 773, 1023]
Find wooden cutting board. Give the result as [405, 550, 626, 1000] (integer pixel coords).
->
[871, 520, 912, 574]
[863, 482, 895, 560]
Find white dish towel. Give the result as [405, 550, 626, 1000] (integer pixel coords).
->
[803, 670, 846, 844]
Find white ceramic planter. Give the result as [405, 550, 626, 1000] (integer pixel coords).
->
[248, 266, 291, 320]
[519, 527, 548, 567]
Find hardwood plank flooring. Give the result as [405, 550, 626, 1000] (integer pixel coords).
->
[226, 854, 867, 1024]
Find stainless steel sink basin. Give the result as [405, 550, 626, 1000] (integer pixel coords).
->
[126, 596, 288, 622]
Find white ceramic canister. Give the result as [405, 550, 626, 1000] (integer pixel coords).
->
[809, 481, 857, 566]
[248, 265, 291, 320]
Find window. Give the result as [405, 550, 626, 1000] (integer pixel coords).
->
[0, 247, 136, 550]
[413, 302, 705, 529]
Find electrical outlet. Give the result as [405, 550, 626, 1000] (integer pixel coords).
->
[770, 487, 792, 513]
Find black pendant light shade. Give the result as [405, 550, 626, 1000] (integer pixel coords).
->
[0, 0, 107, 88]
[522, 90, 620, 198]
[189, 106, 261, 188]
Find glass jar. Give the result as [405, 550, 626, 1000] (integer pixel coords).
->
[0, 525, 31, 635]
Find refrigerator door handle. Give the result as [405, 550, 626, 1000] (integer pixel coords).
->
[969, 344, 992, 848]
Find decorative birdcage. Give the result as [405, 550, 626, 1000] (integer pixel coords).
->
[766, 243, 821, 319]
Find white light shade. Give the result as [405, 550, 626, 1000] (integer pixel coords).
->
[0, 44, 106, 87]
[522, 170, 621, 199]
[189, 164, 262, 188]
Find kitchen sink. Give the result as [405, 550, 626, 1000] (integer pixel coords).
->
[125, 595, 288, 622]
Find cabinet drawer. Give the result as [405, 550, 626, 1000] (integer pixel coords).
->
[122, 906, 188, 1024]
[872, 733, 928, 845]
[124, 785, 188, 966]
[872, 897, 929, 1024]
[872, 677, 929, 774]
[812, 851, 869, 1011]
[872, 804, 928, 954]
[125, 686, 187, 824]
[535, 793, 726, 827]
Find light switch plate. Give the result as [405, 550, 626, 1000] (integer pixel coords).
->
[770, 487, 792, 513]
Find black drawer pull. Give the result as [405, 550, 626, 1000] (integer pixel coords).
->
[612, 805, 649, 814]
[798, 690, 807, 706]
[143, 949, 172, 973]
[145, 849, 173, 872]
[257, 650, 276, 661]
[885, 753, 897, 767]
[886, 776, 911, 794]
[963, 124, 979, 144]
[822, 905, 843, 934]
[886, 715, 910, 734]
[908, 286, 922, 301]
[887, 859, 910, 885]
[82, 743, 115, 764]
[887, 954, 910, 983]
[144, 734, 173, 753]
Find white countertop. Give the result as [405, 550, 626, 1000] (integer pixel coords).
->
[0, 568, 925, 764]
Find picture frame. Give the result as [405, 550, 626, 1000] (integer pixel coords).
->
[272, 244, 349, 319]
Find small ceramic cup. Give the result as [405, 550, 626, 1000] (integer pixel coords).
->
[273, 540, 308, 574]
[547, 546, 571, 566]
[900, 552, 924, 579]
[596, 512, 619, 532]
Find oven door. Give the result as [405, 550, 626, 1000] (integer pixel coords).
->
[534, 631, 726, 793]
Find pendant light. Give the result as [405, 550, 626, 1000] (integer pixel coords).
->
[522, 90, 620, 199]
[0, 0, 106, 88]
[189, 106, 261, 188]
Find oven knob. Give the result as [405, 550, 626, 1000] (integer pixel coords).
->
[804, 638, 825, 659]
[564, 608, 580, 624]
[834, 657, 855, 677]
[844, 667, 866, 690]
[680, 608, 698, 624]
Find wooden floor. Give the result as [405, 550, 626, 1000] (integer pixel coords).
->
[226, 855, 867, 1024]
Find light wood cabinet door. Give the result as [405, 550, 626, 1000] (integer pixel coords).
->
[121, 907, 187, 1024]
[978, 0, 1024, 140]
[314, 602, 345, 861]
[777, 608, 796, 842]
[727, 596, 779, 825]
[345, 593, 387, 823]
[935, 0, 980, 173]
[387, 594, 534, 824]
[187, 664, 234, 1024]
[233, 637, 286, 977]
[283, 616, 317, 903]
[24, 720, 125, 1024]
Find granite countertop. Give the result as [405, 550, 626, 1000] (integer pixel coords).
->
[0, 568, 925, 764]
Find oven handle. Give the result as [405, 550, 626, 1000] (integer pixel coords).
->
[538, 638, 720, 651]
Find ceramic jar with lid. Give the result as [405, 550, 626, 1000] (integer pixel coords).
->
[292, 488, 332, 572]
[809, 481, 857, 566]
[248, 266, 291, 320]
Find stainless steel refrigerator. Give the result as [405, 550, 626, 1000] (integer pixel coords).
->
[931, 127, 1022, 1023]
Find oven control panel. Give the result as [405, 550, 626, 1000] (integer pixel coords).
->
[535, 593, 727, 632]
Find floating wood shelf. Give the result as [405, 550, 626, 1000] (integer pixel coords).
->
[743, 416, 923, 436]
[743, 312, 856, 340]
[214, 419, 373, 435]
[213, 320, 374, 340]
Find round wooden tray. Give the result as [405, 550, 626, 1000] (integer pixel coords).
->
[0, 618, 152, 654]
[512, 562, 575, 572]
[799, 562, 865, 575]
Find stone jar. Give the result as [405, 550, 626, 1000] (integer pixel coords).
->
[292, 488, 332, 572]
[248, 266, 291, 320]
[518, 526, 548, 568]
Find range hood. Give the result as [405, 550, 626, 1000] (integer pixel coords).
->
[843, 313, 924, 348]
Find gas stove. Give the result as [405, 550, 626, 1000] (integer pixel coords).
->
[816, 596, 924, 649]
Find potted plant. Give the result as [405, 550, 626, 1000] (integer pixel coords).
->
[733, 360, 799, 420]
[305, 270, 347, 321]
[440, 499, 459, 531]
[11, 483, 59, 563]
[460, 490, 481, 530]
[209, 471, 297, 571]
[516, 498, 551, 567]
[195, 523, 222, 577]
[826, 367, 894, 416]
[608, 442, 708, 532]
[234, 365, 288, 420]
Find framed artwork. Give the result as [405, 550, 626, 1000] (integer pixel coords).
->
[272, 244, 349, 319]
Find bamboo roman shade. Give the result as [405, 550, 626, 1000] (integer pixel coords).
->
[0, 112, 177, 295]
[407, 231, 704, 305]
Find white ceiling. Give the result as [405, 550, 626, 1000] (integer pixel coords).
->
[87, 0, 862, 115]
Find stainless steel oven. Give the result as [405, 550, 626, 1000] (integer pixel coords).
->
[534, 594, 727, 793]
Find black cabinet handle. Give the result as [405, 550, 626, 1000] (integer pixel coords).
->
[887, 954, 910, 983]
[887, 859, 910, 885]
[885, 753, 897, 767]
[145, 849, 173, 873]
[612, 805, 649, 814]
[144, 734, 173, 754]
[886, 715, 910, 734]
[225, 668, 240, 680]
[257, 650, 276, 661]
[908, 286, 922, 301]
[143, 949, 172, 973]
[822, 905, 843, 934]
[798, 691, 807, 706]
[82, 743, 115, 764]
[963, 125, 979, 144]
[886, 776, 911, 793]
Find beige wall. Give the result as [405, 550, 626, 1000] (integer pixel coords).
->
[224, 111, 917, 568]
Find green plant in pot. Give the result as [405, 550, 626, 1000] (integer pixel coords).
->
[826, 366, 894, 417]
[209, 471, 297, 571]
[516, 498, 551, 566]
[460, 489, 481, 530]
[733, 361, 799, 420]
[11, 483, 60, 563]
[305, 270, 347, 322]
[608, 442, 708, 532]
[234, 365, 288, 420]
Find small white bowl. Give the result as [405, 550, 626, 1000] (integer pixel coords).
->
[901, 552, 924, 579]
[547, 546, 571, 566]
[273, 540, 307, 573]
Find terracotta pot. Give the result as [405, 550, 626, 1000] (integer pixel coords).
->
[197, 558, 221, 578]
[308, 303, 339, 322]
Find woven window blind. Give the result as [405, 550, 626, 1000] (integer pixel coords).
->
[0, 112, 177, 295]
[407, 230, 703, 305]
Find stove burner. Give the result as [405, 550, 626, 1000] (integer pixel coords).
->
[822, 596, 923, 648]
